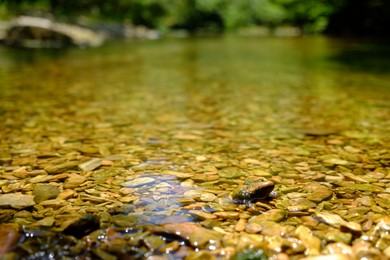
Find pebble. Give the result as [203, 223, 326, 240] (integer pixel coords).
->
[0, 194, 35, 208]
[78, 158, 102, 171]
[200, 192, 217, 202]
[248, 209, 286, 223]
[0, 223, 21, 254]
[189, 210, 216, 220]
[214, 211, 240, 220]
[45, 161, 79, 174]
[234, 218, 247, 232]
[122, 177, 156, 187]
[64, 173, 87, 189]
[33, 184, 60, 203]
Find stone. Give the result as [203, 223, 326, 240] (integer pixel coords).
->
[189, 210, 216, 220]
[63, 214, 100, 238]
[200, 192, 217, 202]
[64, 173, 87, 189]
[230, 180, 274, 203]
[306, 186, 333, 203]
[323, 158, 351, 166]
[29, 175, 55, 183]
[0, 194, 35, 208]
[5, 16, 104, 48]
[294, 225, 321, 255]
[0, 223, 21, 254]
[248, 209, 286, 223]
[314, 212, 348, 228]
[122, 177, 156, 187]
[32, 184, 60, 203]
[78, 158, 102, 171]
[45, 161, 79, 174]
[30, 216, 56, 227]
[57, 189, 76, 200]
[214, 211, 240, 220]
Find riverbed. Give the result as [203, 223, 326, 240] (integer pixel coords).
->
[0, 36, 389, 259]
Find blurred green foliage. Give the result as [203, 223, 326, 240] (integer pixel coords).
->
[1, 0, 389, 35]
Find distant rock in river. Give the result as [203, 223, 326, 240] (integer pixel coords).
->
[4, 16, 104, 48]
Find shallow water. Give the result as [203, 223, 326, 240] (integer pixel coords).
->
[1, 36, 389, 136]
[0, 36, 389, 258]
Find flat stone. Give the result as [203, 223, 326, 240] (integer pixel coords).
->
[307, 186, 333, 203]
[57, 189, 76, 200]
[29, 175, 54, 183]
[295, 225, 321, 255]
[0, 194, 35, 208]
[78, 158, 102, 171]
[30, 216, 55, 227]
[32, 184, 60, 203]
[183, 190, 203, 198]
[162, 170, 193, 179]
[323, 158, 350, 166]
[122, 177, 156, 187]
[64, 173, 86, 189]
[0, 223, 21, 254]
[214, 211, 240, 220]
[248, 209, 286, 223]
[314, 212, 348, 228]
[200, 192, 217, 202]
[192, 174, 220, 182]
[45, 161, 79, 174]
[235, 218, 247, 232]
[189, 210, 216, 220]
[39, 199, 68, 208]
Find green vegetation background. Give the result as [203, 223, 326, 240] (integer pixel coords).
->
[1, 0, 389, 36]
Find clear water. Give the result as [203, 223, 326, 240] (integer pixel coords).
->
[1, 35, 389, 257]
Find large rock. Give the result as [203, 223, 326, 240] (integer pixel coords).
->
[4, 16, 104, 48]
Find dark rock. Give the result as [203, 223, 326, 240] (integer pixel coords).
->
[63, 214, 100, 239]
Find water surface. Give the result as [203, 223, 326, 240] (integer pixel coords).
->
[0, 36, 389, 258]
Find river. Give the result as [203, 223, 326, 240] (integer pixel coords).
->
[0, 36, 389, 259]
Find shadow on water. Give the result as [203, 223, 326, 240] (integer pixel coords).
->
[0, 46, 70, 66]
[326, 40, 390, 74]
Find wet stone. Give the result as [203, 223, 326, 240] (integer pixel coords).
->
[30, 216, 56, 227]
[189, 210, 216, 220]
[32, 184, 60, 203]
[213, 211, 240, 220]
[122, 177, 156, 187]
[0, 194, 35, 209]
[45, 161, 79, 174]
[287, 205, 310, 212]
[314, 212, 348, 228]
[78, 158, 102, 171]
[295, 225, 321, 255]
[63, 214, 100, 239]
[0, 223, 21, 254]
[230, 180, 275, 203]
[64, 173, 87, 189]
[306, 186, 333, 203]
[288, 198, 316, 209]
[218, 169, 243, 179]
[248, 209, 287, 223]
[192, 174, 219, 182]
[200, 192, 217, 202]
[257, 221, 286, 237]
